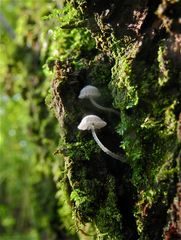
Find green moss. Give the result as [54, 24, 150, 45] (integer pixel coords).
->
[95, 176, 123, 240]
[134, 189, 156, 234]
[110, 41, 139, 110]
[157, 42, 170, 87]
[64, 139, 99, 161]
[105, 27, 180, 236]
[43, 1, 181, 238]
[108, 33, 178, 181]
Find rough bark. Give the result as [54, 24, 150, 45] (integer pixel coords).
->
[51, 0, 181, 239]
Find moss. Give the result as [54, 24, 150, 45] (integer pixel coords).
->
[103, 15, 180, 237]
[107, 31, 178, 181]
[110, 40, 140, 110]
[52, 159, 78, 238]
[45, 0, 181, 239]
[95, 176, 123, 240]
[157, 42, 170, 87]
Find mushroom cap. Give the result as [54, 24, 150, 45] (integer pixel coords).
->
[78, 85, 101, 99]
[78, 115, 107, 130]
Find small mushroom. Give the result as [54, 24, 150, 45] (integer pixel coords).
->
[78, 85, 119, 116]
[78, 115, 124, 161]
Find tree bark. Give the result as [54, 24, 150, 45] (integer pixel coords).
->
[52, 1, 181, 239]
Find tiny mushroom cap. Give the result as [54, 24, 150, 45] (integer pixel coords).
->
[78, 115, 107, 130]
[78, 85, 101, 99]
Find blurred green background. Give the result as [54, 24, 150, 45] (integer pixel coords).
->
[0, 0, 77, 239]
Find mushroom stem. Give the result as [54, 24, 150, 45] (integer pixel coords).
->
[91, 126, 124, 162]
[89, 97, 120, 116]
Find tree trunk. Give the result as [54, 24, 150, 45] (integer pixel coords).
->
[52, 0, 181, 239]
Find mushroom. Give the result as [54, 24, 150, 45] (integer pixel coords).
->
[78, 115, 124, 161]
[78, 85, 119, 116]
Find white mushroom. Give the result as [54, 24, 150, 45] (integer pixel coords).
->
[78, 85, 119, 116]
[78, 114, 107, 130]
[78, 115, 124, 161]
[78, 85, 101, 99]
